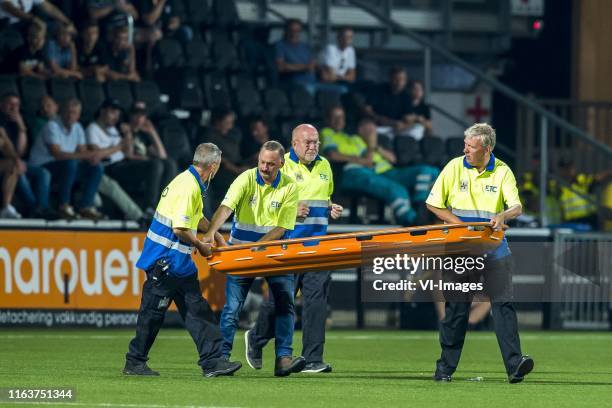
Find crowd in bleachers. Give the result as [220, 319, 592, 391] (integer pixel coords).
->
[0, 0, 461, 225]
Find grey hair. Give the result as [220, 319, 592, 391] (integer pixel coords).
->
[464, 122, 496, 150]
[261, 140, 286, 158]
[193, 143, 222, 167]
[59, 97, 81, 113]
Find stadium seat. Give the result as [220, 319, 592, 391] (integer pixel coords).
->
[228, 73, 257, 92]
[184, 0, 211, 30]
[263, 88, 291, 120]
[316, 89, 342, 117]
[446, 136, 465, 157]
[211, 0, 240, 28]
[394, 135, 423, 166]
[177, 71, 204, 110]
[234, 87, 262, 117]
[0, 75, 19, 96]
[132, 81, 164, 115]
[105, 80, 133, 110]
[202, 71, 232, 109]
[157, 117, 193, 167]
[18, 77, 47, 114]
[153, 38, 185, 72]
[210, 32, 241, 72]
[77, 79, 105, 123]
[184, 37, 212, 72]
[421, 135, 447, 167]
[289, 85, 318, 120]
[48, 78, 77, 102]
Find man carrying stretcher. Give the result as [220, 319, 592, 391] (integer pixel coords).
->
[203, 140, 305, 377]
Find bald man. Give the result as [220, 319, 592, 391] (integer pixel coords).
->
[246, 124, 342, 373]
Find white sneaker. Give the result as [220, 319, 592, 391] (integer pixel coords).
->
[0, 204, 22, 219]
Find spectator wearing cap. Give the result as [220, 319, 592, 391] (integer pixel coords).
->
[128, 102, 176, 187]
[77, 20, 109, 82]
[44, 22, 82, 80]
[106, 26, 140, 82]
[0, 92, 52, 217]
[86, 99, 163, 214]
[28, 98, 104, 220]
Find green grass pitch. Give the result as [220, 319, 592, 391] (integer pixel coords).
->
[1, 329, 610, 407]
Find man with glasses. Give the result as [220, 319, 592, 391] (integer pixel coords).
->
[246, 124, 343, 373]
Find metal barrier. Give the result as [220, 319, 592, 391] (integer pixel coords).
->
[549, 231, 612, 330]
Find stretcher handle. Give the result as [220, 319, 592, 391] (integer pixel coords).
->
[210, 222, 503, 254]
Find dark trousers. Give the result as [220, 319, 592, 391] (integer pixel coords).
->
[252, 271, 332, 363]
[44, 160, 103, 208]
[107, 158, 176, 209]
[436, 256, 523, 376]
[126, 272, 223, 370]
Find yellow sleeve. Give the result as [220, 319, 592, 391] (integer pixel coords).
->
[326, 161, 334, 198]
[221, 171, 250, 211]
[501, 168, 522, 209]
[426, 162, 451, 208]
[168, 183, 198, 229]
[277, 182, 298, 230]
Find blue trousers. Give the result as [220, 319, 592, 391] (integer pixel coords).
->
[341, 165, 439, 225]
[220, 274, 295, 358]
[17, 165, 51, 210]
[44, 160, 103, 208]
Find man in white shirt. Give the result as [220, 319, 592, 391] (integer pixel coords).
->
[319, 27, 356, 85]
[86, 99, 164, 215]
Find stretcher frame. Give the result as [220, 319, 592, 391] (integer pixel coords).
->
[206, 222, 505, 277]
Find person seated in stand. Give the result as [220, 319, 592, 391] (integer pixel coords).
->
[44, 23, 82, 80]
[3, 22, 49, 79]
[106, 26, 140, 82]
[77, 20, 109, 82]
[241, 116, 272, 168]
[319, 26, 356, 91]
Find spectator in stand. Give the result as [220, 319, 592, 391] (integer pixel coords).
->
[364, 66, 425, 139]
[107, 26, 140, 82]
[128, 101, 176, 187]
[4, 22, 49, 79]
[275, 19, 317, 94]
[44, 22, 82, 79]
[319, 26, 356, 90]
[28, 98, 104, 220]
[134, 0, 191, 73]
[241, 116, 271, 168]
[85, 0, 138, 41]
[404, 80, 433, 139]
[29, 94, 57, 150]
[77, 20, 109, 82]
[0, 92, 51, 217]
[199, 107, 246, 208]
[0, 126, 20, 218]
[86, 99, 163, 214]
[321, 106, 439, 226]
[0, 0, 75, 34]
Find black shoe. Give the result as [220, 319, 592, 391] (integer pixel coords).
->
[245, 330, 262, 370]
[433, 372, 452, 382]
[123, 362, 159, 376]
[203, 359, 242, 378]
[274, 356, 306, 377]
[301, 362, 332, 373]
[508, 356, 534, 384]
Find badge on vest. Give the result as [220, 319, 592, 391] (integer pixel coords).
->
[460, 180, 468, 192]
[319, 174, 329, 181]
[249, 196, 257, 207]
[295, 172, 304, 182]
[270, 201, 281, 209]
[484, 185, 498, 193]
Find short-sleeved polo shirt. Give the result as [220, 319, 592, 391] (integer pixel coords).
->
[136, 166, 206, 276]
[426, 154, 521, 259]
[222, 168, 298, 244]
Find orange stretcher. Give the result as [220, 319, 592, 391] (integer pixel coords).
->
[206, 222, 505, 277]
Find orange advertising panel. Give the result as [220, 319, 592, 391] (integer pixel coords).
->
[0, 230, 227, 311]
